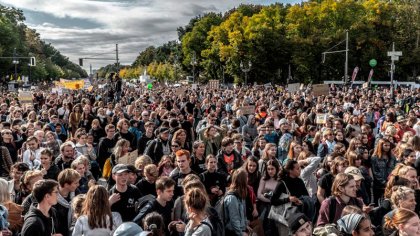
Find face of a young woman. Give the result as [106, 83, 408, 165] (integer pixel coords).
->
[401, 216, 420, 236]
[400, 192, 417, 212]
[247, 161, 257, 174]
[294, 222, 312, 236]
[354, 219, 374, 236]
[267, 165, 276, 178]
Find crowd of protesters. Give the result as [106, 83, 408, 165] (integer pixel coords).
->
[0, 76, 419, 236]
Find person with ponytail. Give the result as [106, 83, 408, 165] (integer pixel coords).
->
[383, 208, 420, 236]
[141, 212, 165, 236]
[183, 188, 212, 236]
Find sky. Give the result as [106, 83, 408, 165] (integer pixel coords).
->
[1, 0, 303, 73]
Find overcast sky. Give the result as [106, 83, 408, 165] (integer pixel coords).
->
[1, 0, 302, 72]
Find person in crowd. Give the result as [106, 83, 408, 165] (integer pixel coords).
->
[108, 164, 141, 222]
[142, 212, 165, 236]
[8, 162, 30, 203]
[287, 213, 313, 236]
[137, 121, 155, 155]
[38, 148, 60, 180]
[243, 156, 261, 196]
[198, 124, 225, 157]
[72, 185, 123, 235]
[317, 156, 349, 204]
[317, 129, 337, 159]
[0, 178, 23, 234]
[69, 104, 82, 137]
[199, 154, 226, 206]
[22, 136, 44, 170]
[183, 187, 212, 236]
[0, 138, 13, 178]
[170, 149, 196, 199]
[21, 170, 45, 214]
[223, 168, 249, 236]
[258, 159, 281, 236]
[157, 155, 175, 177]
[317, 173, 363, 226]
[371, 138, 397, 205]
[217, 137, 243, 177]
[21, 179, 60, 236]
[336, 213, 374, 236]
[258, 143, 278, 174]
[54, 168, 81, 236]
[190, 141, 206, 174]
[136, 164, 158, 197]
[113, 119, 136, 151]
[43, 131, 62, 158]
[55, 142, 79, 171]
[384, 208, 420, 236]
[97, 124, 117, 170]
[133, 176, 175, 236]
[144, 127, 171, 164]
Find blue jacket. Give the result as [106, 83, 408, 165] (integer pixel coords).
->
[224, 192, 247, 236]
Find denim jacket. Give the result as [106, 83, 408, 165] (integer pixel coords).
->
[224, 193, 246, 236]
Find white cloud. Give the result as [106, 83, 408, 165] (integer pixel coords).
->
[1, 0, 301, 71]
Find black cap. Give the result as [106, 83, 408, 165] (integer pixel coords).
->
[112, 164, 129, 174]
[158, 127, 169, 134]
[126, 164, 141, 174]
[287, 213, 310, 234]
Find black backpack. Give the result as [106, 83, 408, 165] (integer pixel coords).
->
[136, 194, 156, 213]
[202, 207, 224, 236]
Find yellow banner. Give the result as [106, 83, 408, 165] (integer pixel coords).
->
[60, 79, 84, 90]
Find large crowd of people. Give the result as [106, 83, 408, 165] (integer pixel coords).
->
[0, 77, 419, 236]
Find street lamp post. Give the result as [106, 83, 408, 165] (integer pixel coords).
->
[28, 63, 32, 84]
[191, 52, 197, 83]
[240, 61, 252, 86]
[12, 48, 19, 81]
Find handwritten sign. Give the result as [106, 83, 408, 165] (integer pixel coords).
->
[312, 84, 329, 96]
[208, 80, 219, 89]
[316, 114, 327, 124]
[240, 105, 256, 115]
[287, 83, 301, 93]
[118, 150, 138, 166]
[18, 91, 33, 104]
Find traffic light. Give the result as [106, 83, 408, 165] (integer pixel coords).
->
[30, 57, 36, 66]
[79, 58, 83, 66]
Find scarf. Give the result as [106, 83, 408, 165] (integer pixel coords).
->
[57, 191, 75, 230]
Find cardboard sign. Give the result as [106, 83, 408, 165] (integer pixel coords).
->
[118, 150, 138, 166]
[175, 87, 187, 96]
[316, 113, 327, 124]
[240, 105, 256, 115]
[287, 83, 301, 93]
[208, 80, 219, 89]
[312, 84, 330, 96]
[18, 91, 33, 104]
[191, 84, 198, 90]
[362, 82, 369, 89]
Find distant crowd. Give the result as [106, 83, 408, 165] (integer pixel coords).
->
[0, 77, 419, 236]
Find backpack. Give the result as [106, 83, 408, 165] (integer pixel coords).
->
[214, 192, 238, 234]
[0, 205, 9, 230]
[202, 207, 224, 236]
[312, 196, 340, 236]
[135, 194, 156, 213]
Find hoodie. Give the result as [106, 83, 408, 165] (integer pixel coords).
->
[241, 115, 258, 147]
[21, 205, 59, 236]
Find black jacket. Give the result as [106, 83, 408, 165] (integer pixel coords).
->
[144, 138, 169, 164]
[216, 150, 243, 176]
[21, 205, 59, 236]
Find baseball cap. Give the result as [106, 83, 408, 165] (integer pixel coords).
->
[112, 164, 129, 174]
[345, 166, 364, 181]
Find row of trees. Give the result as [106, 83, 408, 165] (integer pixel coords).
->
[103, 0, 419, 84]
[0, 5, 87, 83]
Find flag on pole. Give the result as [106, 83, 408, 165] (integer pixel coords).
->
[17, 76, 21, 81]
[10, 75, 13, 81]
[368, 69, 374, 83]
[351, 67, 359, 83]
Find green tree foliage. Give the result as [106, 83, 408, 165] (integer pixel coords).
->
[0, 5, 87, 82]
[110, 0, 420, 83]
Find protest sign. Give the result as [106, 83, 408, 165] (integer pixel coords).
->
[18, 91, 32, 104]
[316, 114, 327, 124]
[312, 84, 329, 96]
[287, 83, 301, 93]
[240, 105, 256, 115]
